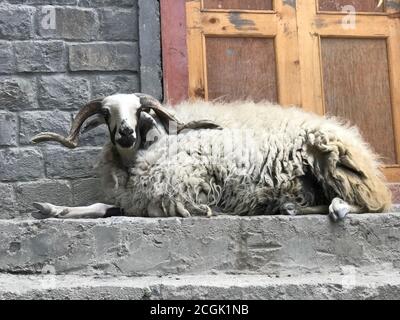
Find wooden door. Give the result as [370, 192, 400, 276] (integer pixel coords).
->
[160, 0, 400, 182]
[297, 0, 400, 181]
[185, 0, 301, 106]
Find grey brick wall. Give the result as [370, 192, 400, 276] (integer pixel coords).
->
[0, 0, 162, 219]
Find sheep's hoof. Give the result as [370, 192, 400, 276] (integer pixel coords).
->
[189, 204, 214, 217]
[328, 198, 349, 222]
[32, 202, 65, 219]
[280, 202, 299, 216]
[32, 202, 54, 218]
[175, 202, 191, 218]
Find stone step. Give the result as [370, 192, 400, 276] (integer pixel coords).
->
[1, 213, 400, 276]
[1, 272, 400, 300]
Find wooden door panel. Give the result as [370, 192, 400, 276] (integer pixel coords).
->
[206, 37, 277, 102]
[321, 38, 396, 164]
[318, 0, 384, 12]
[203, 0, 273, 10]
[297, 0, 400, 181]
[164, 0, 400, 181]
[186, 0, 301, 105]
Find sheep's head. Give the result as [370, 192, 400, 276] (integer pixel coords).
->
[31, 93, 222, 150]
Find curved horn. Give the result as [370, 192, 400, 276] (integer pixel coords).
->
[31, 98, 104, 149]
[135, 93, 223, 133]
[180, 120, 222, 131]
[135, 93, 163, 108]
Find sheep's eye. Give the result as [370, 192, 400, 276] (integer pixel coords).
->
[102, 108, 110, 119]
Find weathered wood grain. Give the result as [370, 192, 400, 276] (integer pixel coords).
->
[205, 37, 277, 102]
[321, 38, 396, 164]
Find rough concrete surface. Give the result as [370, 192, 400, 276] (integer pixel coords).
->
[1, 272, 400, 300]
[1, 213, 400, 277]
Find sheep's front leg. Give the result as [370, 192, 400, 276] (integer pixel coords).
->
[155, 199, 213, 218]
[32, 203, 124, 219]
[146, 199, 191, 218]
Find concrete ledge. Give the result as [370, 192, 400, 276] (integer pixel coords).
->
[1, 213, 400, 276]
[1, 272, 400, 300]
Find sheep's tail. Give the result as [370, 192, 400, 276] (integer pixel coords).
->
[306, 130, 392, 213]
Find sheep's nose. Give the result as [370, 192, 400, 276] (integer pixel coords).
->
[119, 126, 134, 136]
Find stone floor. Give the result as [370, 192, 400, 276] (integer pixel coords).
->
[1, 212, 400, 299]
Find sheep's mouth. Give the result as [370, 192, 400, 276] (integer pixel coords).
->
[116, 136, 135, 148]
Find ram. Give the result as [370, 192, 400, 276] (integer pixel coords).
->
[31, 93, 392, 222]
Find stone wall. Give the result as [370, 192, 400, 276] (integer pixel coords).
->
[0, 0, 162, 218]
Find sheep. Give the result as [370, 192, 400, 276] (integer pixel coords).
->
[31, 93, 392, 222]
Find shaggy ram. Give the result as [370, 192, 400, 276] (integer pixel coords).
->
[32, 93, 392, 222]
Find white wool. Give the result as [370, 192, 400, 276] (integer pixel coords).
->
[96, 100, 391, 217]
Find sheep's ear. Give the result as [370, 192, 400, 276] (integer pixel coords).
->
[135, 93, 184, 133]
[138, 112, 165, 149]
[81, 115, 106, 135]
[141, 106, 184, 133]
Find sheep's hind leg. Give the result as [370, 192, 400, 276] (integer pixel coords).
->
[280, 198, 363, 222]
[32, 202, 123, 219]
[280, 203, 329, 216]
[328, 197, 363, 222]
